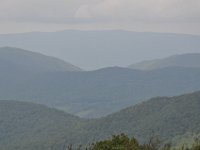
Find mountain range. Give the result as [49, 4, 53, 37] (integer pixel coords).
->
[0, 30, 200, 69]
[0, 91, 200, 150]
[1, 47, 200, 118]
[0, 46, 200, 149]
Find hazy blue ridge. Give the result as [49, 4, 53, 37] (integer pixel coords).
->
[129, 53, 200, 70]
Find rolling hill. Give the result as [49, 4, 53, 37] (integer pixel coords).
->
[0, 47, 82, 73]
[0, 91, 200, 149]
[89, 91, 200, 143]
[0, 100, 85, 150]
[129, 53, 200, 70]
[2, 66, 200, 118]
[0, 30, 200, 69]
[1, 47, 200, 118]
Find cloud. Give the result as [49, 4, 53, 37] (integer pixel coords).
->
[0, 0, 200, 34]
[0, 0, 85, 22]
[0, 0, 199, 23]
[75, 0, 200, 23]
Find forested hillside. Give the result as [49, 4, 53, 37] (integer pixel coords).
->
[0, 101, 85, 150]
[0, 91, 200, 149]
[89, 91, 200, 142]
[1, 1, 200, 150]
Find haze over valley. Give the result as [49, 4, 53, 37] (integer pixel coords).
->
[1, 0, 200, 149]
[1, 47, 200, 118]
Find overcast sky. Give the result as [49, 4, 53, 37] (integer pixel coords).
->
[0, 0, 200, 34]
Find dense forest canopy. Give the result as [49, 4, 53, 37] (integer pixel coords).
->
[0, 91, 200, 150]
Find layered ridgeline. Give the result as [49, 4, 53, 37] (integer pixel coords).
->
[0, 47, 82, 73]
[129, 53, 200, 70]
[11, 66, 200, 118]
[0, 91, 200, 150]
[0, 47, 81, 103]
[0, 30, 200, 69]
[1, 47, 200, 118]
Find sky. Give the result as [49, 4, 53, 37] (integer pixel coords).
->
[0, 0, 200, 34]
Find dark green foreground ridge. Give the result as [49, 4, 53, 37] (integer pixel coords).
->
[0, 91, 200, 150]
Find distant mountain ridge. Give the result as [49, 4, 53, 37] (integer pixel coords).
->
[0, 47, 82, 73]
[0, 30, 200, 69]
[1, 65, 200, 118]
[129, 53, 200, 70]
[1, 47, 200, 118]
[0, 91, 200, 150]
